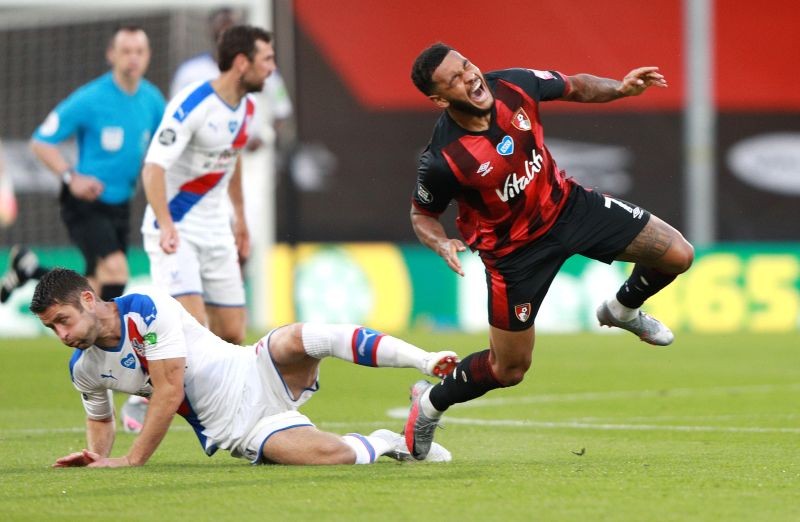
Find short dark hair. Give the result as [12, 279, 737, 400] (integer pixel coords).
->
[30, 268, 93, 315]
[108, 24, 146, 49]
[411, 42, 454, 95]
[217, 25, 272, 72]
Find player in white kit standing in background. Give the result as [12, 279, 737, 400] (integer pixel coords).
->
[141, 25, 272, 346]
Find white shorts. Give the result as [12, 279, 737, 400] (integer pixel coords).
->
[231, 411, 315, 464]
[143, 232, 245, 306]
[228, 330, 321, 463]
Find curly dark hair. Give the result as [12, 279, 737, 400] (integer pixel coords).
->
[29, 268, 93, 315]
[217, 25, 272, 72]
[411, 42, 453, 95]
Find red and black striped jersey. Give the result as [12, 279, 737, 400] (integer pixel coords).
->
[412, 68, 576, 259]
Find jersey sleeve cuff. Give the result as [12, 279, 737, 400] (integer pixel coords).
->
[557, 71, 572, 97]
[411, 199, 444, 217]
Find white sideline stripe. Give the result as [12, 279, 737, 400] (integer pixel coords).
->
[4, 384, 797, 437]
[0, 425, 194, 436]
[397, 416, 800, 434]
[447, 383, 800, 408]
[3, 417, 798, 437]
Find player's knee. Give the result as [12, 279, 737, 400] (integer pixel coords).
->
[678, 241, 695, 272]
[492, 361, 530, 387]
[222, 330, 245, 345]
[98, 251, 128, 281]
[668, 238, 695, 274]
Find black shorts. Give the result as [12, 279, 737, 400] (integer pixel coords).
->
[481, 185, 650, 331]
[60, 186, 130, 277]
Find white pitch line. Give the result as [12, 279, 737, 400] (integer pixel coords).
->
[408, 416, 800, 434]
[4, 383, 798, 438]
[441, 382, 800, 409]
[379, 382, 800, 435]
[3, 417, 798, 438]
[0, 425, 194, 437]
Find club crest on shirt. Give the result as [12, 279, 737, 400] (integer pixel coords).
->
[511, 108, 532, 131]
[228, 120, 238, 133]
[514, 303, 532, 322]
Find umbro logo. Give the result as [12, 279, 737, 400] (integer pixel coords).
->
[477, 161, 493, 176]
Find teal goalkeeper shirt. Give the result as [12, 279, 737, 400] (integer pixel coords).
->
[32, 72, 166, 205]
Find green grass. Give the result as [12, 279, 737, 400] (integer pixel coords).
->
[1, 331, 798, 521]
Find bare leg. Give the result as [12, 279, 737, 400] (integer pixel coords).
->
[175, 294, 208, 328]
[206, 305, 246, 344]
[598, 214, 694, 345]
[262, 426, 357, 465]
[616, 215, 694, 273]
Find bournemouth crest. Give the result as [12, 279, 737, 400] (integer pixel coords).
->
[514, 303, 532, 322]
[511, 108, 531, 131]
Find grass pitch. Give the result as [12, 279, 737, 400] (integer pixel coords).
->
[1, 330, 798, 521]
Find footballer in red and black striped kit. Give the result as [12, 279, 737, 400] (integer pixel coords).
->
[405, 43, 695, 460]
[413, 67, 574, 258]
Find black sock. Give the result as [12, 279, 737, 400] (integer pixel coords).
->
[100, 284, 126, 301]
[428, 350, 504, 412]
[616, 264, 677, 309]
[33, 267, 50, 279]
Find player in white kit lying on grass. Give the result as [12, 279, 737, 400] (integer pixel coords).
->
[31, 268, 458, 467]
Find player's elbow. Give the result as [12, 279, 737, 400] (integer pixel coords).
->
[29, 138, 51, 159]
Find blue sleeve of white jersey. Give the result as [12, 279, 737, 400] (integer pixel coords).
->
[32, 88, 90, 144]
[144, 85, 203, 170]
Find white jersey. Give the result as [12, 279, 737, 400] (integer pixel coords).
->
[141, 81, 255, 243]
[68, 291, 293, 456]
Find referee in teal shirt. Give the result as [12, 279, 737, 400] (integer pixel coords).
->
[30, 25, 165, 300]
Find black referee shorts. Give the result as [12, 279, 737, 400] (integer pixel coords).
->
[60, 186, 130, 277]
[482, 184, 650, 331]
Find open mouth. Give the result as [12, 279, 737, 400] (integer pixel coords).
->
[469, 78, 488, 103]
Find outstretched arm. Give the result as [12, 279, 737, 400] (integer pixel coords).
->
[560, 66, 667, 103]
[411, 207, 466, 276]
[52, 417, 115, 468]
[78, 358, 186, 468]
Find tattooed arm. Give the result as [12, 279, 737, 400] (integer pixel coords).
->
[561, 66, 667, 103]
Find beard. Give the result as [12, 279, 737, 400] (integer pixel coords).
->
[240, 76, 266, 94]
[242, 81, 264, 93]
[448, 97, 493, 118]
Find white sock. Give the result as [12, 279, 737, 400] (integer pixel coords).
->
[342, 433, 392, 464]
[301, 323, 428, 370]
[420, 387, 443, 419]
[126, 395, 149, 405]
[607, 298, 638, 322]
